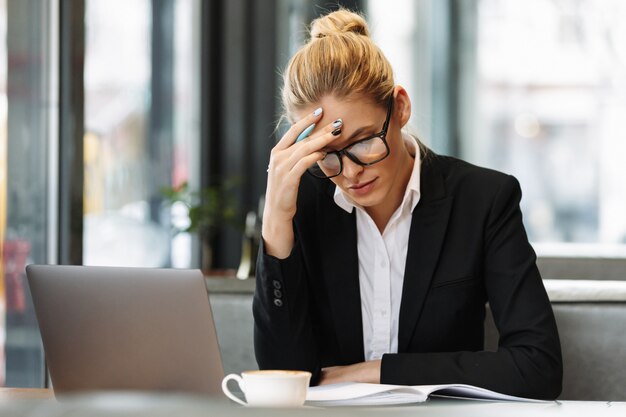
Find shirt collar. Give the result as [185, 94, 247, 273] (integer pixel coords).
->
[333, 134, 422, 214]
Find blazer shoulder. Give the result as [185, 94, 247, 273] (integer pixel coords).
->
[429, 153, 520, 198]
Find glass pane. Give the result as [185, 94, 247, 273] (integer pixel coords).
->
[83, 0, 200, 268]
[1, 0, 49, 387]
[367, 0, 420, 133]
[471, 0, 626, 251]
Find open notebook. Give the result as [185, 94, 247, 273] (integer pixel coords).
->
[306, 382, 547, 406]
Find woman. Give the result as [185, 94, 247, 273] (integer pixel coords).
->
[253, 9, 562, 400]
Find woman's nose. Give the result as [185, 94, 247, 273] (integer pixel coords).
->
[341, 155, 364, 179]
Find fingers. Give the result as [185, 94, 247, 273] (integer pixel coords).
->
[267, 149, 325, 184]
[274, 107, 324, 150]
[284, 119, 342, 168]
[290, 151, 327, 176]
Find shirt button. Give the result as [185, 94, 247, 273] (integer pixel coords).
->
[273, 289, 282, 299]
[272, 280, 282, 289]
[274, 299, 283, 307]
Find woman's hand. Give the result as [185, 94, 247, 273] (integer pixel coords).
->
[319, 360, 382, 385]
[262, 108, 342, 258]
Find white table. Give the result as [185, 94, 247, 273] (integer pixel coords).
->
[0, 391, 624, 417]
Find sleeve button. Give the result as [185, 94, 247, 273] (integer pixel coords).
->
[274, 299, 283, 307]
[272, 280, 282, 289]
[273, 289, 282, 298]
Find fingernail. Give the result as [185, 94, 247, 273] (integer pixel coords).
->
[313, 107, 323, 117]
[332, 128, 342, 136]
[295, 123, 316, 143]
[332, 119, 343, 128]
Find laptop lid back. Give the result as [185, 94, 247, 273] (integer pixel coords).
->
[26, 264, 224, 396]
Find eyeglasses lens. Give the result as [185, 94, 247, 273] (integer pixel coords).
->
[349, 136, 387, 163]
[308, 136, 387, 179]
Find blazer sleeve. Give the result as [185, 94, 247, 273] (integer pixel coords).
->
[381, 175, 563, 400]
[252, 236, 322, 384]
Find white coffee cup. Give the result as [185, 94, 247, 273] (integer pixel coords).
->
[221, 370, 312, 407]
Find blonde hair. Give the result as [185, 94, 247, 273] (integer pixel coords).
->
[281, 9, 395, 122]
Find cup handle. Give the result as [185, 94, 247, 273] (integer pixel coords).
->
[221, 374, 247, 406]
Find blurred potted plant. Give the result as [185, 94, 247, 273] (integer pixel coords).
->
[162, 179, 239, 273]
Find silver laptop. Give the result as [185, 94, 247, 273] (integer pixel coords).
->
[26, 264, 224, 396]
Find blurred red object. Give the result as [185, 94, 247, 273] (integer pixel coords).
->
[2, 239, 31, 312]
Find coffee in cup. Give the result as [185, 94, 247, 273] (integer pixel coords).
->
[221, 370, 312, 407]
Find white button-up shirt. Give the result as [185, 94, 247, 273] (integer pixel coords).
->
[333, 136, 421, 360]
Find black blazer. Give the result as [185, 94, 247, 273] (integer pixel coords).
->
[253, 152, 563, 400]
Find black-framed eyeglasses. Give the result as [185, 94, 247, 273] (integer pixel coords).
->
[307, 96, 394, 179]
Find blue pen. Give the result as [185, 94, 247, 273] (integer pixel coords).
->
[295, 123, 316, 143]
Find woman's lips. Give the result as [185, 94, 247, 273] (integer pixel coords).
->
[349, 178, 377, 196]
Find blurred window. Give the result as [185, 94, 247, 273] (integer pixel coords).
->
[471, 0, 626, 255]
[83, 0, 200, 268]
[368, 0, 626, 257]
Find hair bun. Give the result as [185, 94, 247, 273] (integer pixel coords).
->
[310, 9, 370, 40]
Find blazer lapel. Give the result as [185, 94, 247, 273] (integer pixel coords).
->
[398, 156, 453, 352]
[318, 183, 364, 364]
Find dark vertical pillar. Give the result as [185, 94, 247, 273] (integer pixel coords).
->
[200, 0, 222, 187]
[5, 0, 51, 388]
[447, 0, 462, 157]
[428, 0, 467, 157]
[201, 0, 281, 269]
[251, 0, 278, 210]
[6, 0, 49, 264]
[58, 0, 85, 265]
[216, 0, 251, 268]
[200, 0, 226, 267]
[455, 0, 477, 159]
[150, 0, 174, 239]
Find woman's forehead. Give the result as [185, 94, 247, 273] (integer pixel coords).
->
[295, 94, 384, 129]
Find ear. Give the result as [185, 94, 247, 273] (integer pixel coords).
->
[393, 85, 411, 128]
